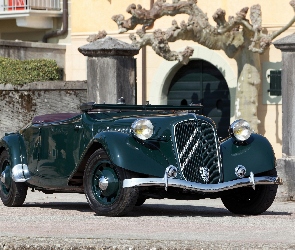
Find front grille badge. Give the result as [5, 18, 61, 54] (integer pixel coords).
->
[199, 167, 209, 183]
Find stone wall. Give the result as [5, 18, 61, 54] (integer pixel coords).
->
[0, 81, 87, 137]
[0, 40, 66, 69]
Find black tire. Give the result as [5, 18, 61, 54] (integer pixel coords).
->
[83, 149, 139, 216]
[135, 197, 146, 206]
[221, 169, 278, 215]
[0, 150, 28, 207]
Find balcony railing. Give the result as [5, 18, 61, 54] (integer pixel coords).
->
[0, 0, 61, 12]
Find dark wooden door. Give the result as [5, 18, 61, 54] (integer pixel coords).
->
[167, 60, 230, 138]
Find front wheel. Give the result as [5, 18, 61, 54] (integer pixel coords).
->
[221, 169, 278, 215]
[83, 149, 139, 216]
[0, 150, 27, 206]
[135, 197, 146, 206]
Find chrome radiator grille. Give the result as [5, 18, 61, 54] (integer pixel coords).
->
[174, 119, 221, 184]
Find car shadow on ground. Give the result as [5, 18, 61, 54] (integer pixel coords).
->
[22, 201, 291, 217]
[23, 202, 92, 213]
[131, 204, 231, 217]
[129, 204, 291, 217]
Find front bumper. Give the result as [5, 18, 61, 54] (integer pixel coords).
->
[123, 167, 282, 192]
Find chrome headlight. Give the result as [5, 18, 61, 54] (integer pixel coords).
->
[131, 119, 153, 140]
[229, 119, 252, 141]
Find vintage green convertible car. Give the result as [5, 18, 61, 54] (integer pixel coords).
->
[0, 102, 281, 216]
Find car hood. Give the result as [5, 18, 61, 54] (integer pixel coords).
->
[85, 111, 215, 140]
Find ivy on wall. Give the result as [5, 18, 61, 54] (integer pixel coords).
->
[0, 57, 60, 85]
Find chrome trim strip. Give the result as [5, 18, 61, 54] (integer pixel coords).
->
[198, 115, 223, 183]
[179, 127, 199, 160]
[181, 138, 199, 171]
[123, 175, 282, 193]
[12, 164, 31, 182]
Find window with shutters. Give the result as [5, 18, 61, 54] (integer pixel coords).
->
[268, 70, 281, 96]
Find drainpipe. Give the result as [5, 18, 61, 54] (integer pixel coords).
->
[142, 47, 147, 104]
[42, 0, 68, 43]
[141, 0, 154, 104]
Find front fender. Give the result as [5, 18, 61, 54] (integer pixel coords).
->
[92, 131, 169, 177]
[0, 133, 30, 182]
[221, 134, 275, 182]
[0, 133, 27, 167]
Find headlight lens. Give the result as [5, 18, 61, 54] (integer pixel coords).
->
[229, 119, 252, 141]
[131, 119, 154, 140]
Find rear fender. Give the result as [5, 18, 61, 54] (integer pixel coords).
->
[0, 133, 30, 182]
[90, 131, 169, 177]
[221, 134, 275, 182]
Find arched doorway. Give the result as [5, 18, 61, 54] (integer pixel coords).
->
[167, 60, 230, 138]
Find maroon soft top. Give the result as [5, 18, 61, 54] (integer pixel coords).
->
[32, 113, 81, 124]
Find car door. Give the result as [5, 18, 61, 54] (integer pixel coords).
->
[22, 124, 42, 186]
[36, 116, 84, 187]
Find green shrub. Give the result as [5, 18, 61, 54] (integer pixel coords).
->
[0, 57, 60, 85]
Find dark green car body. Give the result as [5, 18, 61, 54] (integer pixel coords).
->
[0, 103, 281, 216]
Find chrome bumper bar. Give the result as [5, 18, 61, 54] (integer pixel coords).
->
[123, 168, 282, 192]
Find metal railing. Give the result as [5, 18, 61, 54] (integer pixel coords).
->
[0, 0, 61, 11]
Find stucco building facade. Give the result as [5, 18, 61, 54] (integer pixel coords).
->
[0, 0, 294, 158]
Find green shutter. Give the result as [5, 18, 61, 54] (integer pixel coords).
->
[268, 70, 281, 96]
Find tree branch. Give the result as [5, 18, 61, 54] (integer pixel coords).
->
[216, 7, 255, 34]
[270, 0, 295, 39]
[122, 1, 246, 62]
[248, 1, 295, 53]
[87, 30, 107, 43]
[112, 0, 295, 61]
[129, 27, 194, 64]
[112, 0, 195, 33]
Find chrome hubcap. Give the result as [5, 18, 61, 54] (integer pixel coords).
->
[98, 176, 108, 191]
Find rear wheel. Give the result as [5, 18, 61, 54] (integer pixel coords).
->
[0, 150, 27, 206]
[83, 149, 139, 216]
[221, 169, 278, 215]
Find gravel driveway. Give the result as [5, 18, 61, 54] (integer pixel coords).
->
[0, 190, 295, 249]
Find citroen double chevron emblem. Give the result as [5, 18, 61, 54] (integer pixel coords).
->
[199, 167, 209, 183]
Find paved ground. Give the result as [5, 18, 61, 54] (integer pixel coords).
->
[0, 190, 295, 249]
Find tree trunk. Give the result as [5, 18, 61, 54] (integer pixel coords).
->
[234, 47, 261, 132]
